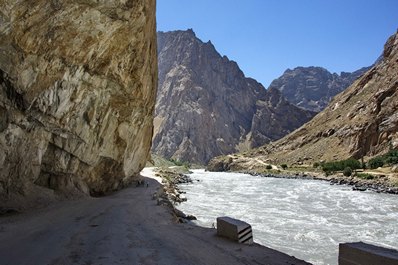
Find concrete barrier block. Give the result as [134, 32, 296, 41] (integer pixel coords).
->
[216, 216, 253, 244]
[339, 242, 398, 265]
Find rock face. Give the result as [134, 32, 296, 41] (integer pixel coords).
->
[153, 30, 314, 164]
[270, 66, 371, 112]
[0, 0, 157, 207]
[208, 31, 398, 169]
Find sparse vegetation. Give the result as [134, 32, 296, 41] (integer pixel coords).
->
[313, 162, 320, 168]
[170, 158, 191, 168]
[280, 164, 288, 170]
[266, 165, 273, 170]
[356, 173, 375, 180]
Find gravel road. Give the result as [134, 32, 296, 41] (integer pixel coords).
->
[0, 168, 309, 265]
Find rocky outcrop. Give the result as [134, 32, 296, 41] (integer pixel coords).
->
[270, 66, 371, 112]
[153, 30, 314, 164]
[208, 31, 398, 169]
[0, 0, 157, 208]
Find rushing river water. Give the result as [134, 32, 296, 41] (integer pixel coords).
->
[176, 170, 398, 265]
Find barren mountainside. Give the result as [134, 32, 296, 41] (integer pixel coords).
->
[269, 66, 371, 112]
[153, 30, 315, 164]
[208, 31, 398, 170]
[0, 0, 157, 209]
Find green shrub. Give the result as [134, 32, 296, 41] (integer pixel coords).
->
[384, 149, 398, 165]
[313, 162, 320, 168]
[368, 157, 384, 169]
[280, 164, 288, 170]
[266, 165, 272, 170]
[366, 149, 398, 168]
[321, 158, 361, 173]
[169, 158, 190, 168]
[343, 167, 352, 177]
[356, 173, 375, 180]
[343, 158, 361, 170]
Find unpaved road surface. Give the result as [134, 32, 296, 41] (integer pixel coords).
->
[0, 168, 310, 265]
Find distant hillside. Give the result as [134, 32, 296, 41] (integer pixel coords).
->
[269, 66, 371, 112]
[152, 30, 315, 164]
[208, 31, 398, 169]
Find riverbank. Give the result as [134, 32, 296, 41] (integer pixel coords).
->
[238, 169, 398, 195]
[0, 167, 310, 265]
[207, 154, 398, 195]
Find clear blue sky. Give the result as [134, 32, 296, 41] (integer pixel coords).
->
[157, 0, 398, 87]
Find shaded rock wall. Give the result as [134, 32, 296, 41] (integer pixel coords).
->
[0, 0, 157, 207]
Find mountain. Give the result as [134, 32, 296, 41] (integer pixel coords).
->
[269, 66, 371, 112]
[153, 30, 315, 164]
[208, 31, 398, 170]
[0, 0, 157, 209]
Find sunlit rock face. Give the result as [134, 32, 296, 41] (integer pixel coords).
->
[153, 30, 314, 164]
[0, 0, 157, 207]
[269, 66, 371, 112]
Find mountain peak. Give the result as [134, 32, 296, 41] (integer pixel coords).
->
[153, 31, 315, 164]
[270, 65, 371, 112]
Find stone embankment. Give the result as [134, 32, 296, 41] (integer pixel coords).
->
[242, 171, 398, 194]
[152, 168, 197, 223]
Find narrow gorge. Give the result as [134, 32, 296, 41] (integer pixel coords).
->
[153, 30, 315, 164]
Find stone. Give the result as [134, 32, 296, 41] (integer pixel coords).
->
[217, 216, 253, 245]
[339, 242, 398, 265]
[0, 0, 157, 208]
[392, 165, 398, 173]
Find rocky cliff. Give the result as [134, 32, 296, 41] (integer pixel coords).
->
[0, 0, 157, 208]
[208, 31, 398, 170]
[269, 66, 371, 112]
[153, 30, 314, 164]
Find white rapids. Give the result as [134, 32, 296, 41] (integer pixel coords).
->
[176, 169, 398, 265]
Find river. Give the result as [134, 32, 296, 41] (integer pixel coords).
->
[176, 170, 398, 265]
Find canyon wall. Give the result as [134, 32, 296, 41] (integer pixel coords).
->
[153, 30, 314, 164]
[0, 0, 157, 208]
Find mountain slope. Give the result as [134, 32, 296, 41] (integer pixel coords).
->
[208, 31, 398, 169]
[153, 30, 315, 164]
[269, 66, 371, 112]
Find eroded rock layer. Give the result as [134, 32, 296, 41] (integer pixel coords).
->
[0, 0, 157, 207]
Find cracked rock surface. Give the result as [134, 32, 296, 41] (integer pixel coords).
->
[0, 0, 157, 208]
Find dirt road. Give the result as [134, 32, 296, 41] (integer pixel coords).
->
[0, 168, 309, 265]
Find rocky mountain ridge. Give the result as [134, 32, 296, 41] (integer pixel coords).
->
[269, 66, 371, 112]
[152, 30, 315, 164]
[208, 30, 398, 170]
[0, 0, 157, 209]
